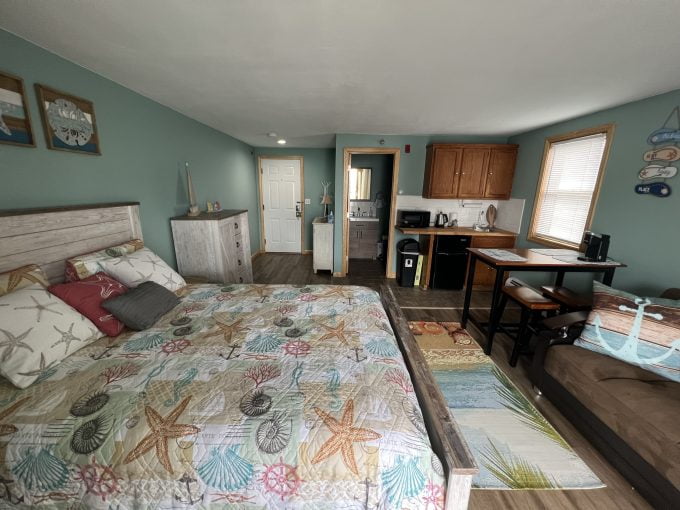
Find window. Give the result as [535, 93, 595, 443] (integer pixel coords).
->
[348, 167, 372, 200]
[528, 125, 614, 248]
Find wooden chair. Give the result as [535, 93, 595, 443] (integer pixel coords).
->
[540, 285, 592, 312]
[489, 284, 561, 366]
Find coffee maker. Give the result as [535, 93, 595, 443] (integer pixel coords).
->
[578, 231, 610, 262]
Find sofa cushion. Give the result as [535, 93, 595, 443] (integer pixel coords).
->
[545, 344, 680, 488]
[574, 282, 680, 382]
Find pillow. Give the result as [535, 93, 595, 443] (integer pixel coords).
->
[0, 284, 103, 388]
[65, 239, 144, 281]
[574, 282, 680, 382]
[48, 272, 128, 337]
[102, 281, 180, 330]
[0, 264, 49, 296]
[99, 247, 185, 292]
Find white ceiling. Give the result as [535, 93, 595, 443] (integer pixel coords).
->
[2, 0, 680, 148]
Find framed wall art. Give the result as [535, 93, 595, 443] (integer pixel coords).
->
[0, 70, 35, 147]
[35, 84, 101, 155]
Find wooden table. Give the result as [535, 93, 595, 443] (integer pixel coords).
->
[396, 226, 517, 289]
[460, 248, 626, 353]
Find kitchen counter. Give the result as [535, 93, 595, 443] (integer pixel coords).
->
[397, 226, 517, 237]
[350, 216, 379, 222]
[396, 226, 517, 289]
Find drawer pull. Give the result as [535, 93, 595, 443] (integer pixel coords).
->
[234, 222, 239, 229]
[239, 277, 243, 283]
[238, 259, 242, 266]
[236, 241, 240, 248]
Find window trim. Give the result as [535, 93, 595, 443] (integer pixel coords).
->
[528, 124, 615, 249]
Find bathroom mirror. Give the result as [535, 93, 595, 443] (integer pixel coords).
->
[348, 167, 372, 200]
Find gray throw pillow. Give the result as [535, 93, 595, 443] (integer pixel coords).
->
[102, 281, 179, 330]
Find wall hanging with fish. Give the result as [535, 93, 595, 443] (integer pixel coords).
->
[636, 106, 679, 198]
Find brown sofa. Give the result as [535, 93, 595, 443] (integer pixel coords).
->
[532, 289, 680, 509]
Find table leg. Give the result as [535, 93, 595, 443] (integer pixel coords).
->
[602, 268, 615, 286]
[555, 271, 565, 287]
[461, 253, 477, 328]
[485, 268, 505, 355]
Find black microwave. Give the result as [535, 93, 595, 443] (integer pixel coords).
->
[397, 210, 431, 228]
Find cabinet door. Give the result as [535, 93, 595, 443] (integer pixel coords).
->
[426, 148, 462, 198]
[457, 148, 491, 198]
[470, 236, 516, 286]
[484, 148, 518, 199]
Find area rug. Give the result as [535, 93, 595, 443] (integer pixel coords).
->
[408, 321, 605, 490]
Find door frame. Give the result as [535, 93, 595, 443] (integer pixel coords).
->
[257, 156, 305, 254]
[342, 147, 400, 278]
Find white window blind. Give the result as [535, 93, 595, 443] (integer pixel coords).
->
[532, 133, 608, 246]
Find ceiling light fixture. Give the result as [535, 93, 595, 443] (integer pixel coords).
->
[277, 139, 286, 145]
[267, 132, 278, 138]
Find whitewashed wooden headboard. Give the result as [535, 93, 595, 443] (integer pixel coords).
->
[0, 202, 143, 283]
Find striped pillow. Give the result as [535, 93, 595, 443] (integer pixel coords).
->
[0, 264, 49, 297]
[65, 239, 144, 281]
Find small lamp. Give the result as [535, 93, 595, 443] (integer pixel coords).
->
[321, 194, 333, 217]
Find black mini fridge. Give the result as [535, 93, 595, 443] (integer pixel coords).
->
[430, 236, 471, 289]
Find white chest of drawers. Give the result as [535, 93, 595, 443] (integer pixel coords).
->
[171, 210, 253, 284]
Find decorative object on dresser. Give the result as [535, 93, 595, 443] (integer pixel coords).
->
[312, 216, 333, 273]
[320, 180, 332, 217]
[0, 69, 35, 147]
[34, 84, 101, 154]
[171, 209, 253, 284]
[184, 162, 200, 216]
[423, 143, 518, 199]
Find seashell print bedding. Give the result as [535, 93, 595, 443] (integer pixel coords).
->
[0, 284, 445, 508]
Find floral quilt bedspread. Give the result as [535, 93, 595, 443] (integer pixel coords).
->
[0, 284, 446, 509]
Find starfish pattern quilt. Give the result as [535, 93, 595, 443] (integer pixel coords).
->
[0, 284, 445, 509]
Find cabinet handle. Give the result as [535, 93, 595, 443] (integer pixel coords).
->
[238, 259, 242, 266]
[234, 222, 239, 229]
[489, 172, 494, 175]
[239, 277, 243, 283]
[461, 172, 465, 175]
[236, 241, 240, 248]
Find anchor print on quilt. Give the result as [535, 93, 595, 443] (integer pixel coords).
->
[574, 282, 680, 382]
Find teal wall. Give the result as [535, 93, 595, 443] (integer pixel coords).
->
[509, 88, 680, 295]
[334, 134, 509, 273]
[253, 148, 335, 251]
[0, 30, 259, 267]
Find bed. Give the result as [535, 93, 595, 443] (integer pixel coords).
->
[0, 203, 476, 509]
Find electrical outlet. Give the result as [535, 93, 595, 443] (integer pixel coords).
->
[304, 198, 311, 205]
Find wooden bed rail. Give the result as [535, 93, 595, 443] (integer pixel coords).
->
[380, 284, 478, 510]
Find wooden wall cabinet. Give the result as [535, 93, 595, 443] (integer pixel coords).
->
[423, 143, 518, 199]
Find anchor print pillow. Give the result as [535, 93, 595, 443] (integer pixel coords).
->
[574, 282, 680, 382]
[48, 272, 128, 337]
[99, 247, 186, 292]
[0, 284, 103, 388]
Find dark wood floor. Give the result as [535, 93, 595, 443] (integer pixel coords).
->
[253, 253, 651, 510]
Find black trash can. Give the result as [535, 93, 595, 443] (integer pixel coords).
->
[396, 238, 420, 287]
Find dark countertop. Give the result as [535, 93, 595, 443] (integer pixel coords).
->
[171, 209, 247, 221]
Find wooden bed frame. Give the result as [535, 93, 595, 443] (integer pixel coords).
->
[0, 202, 477, 509]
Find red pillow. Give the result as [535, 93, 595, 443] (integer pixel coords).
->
[49, 272, 128, 337]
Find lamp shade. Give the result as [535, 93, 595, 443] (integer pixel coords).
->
[321, 194, 333, 205]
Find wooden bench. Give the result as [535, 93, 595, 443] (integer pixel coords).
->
[540, 285, 592, 312]
[489, 284, 561, 366]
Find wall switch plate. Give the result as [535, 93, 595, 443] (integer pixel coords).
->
[304, 198, 311, 205]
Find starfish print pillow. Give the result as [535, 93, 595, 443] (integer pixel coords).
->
[0, 264, 49, 297]
[99, 247, 186, 292]
[0, 284, 103, 388]
[48, 272, 128, 337]
[574, 282, 680, 382]
[64, 239, 144, 281]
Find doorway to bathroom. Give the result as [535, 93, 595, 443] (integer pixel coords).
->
[342, 148, 399, 278]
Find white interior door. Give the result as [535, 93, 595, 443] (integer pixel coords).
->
[261, 158, 302, 252]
